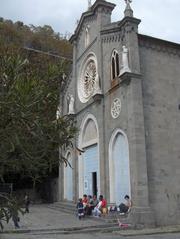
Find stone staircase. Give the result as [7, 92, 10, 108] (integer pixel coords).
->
[48, 201, 77, 214]
[48, 201, 131, 225]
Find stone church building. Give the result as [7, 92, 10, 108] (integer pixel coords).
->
[58, 0, 180, 226]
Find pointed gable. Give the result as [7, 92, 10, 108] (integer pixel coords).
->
[70, 0, 115, 43]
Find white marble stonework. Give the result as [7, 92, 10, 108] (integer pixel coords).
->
[111, 98, 121, 119]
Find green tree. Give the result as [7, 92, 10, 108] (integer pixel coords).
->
[0, 19, 74, 230]
[0, 193, 24, 230]
[0, 44, 76, 187]
[0, 17, 72, 58]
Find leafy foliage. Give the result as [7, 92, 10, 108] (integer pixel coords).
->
[0, 193, 24, 230]
[0, 17, 72, 58]
[0, 17, 75, 230]
[0, 44, 76, 186]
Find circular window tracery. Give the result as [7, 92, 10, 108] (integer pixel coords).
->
[84, 60, 96, 98]
[111, 98, 121, 119]
[78, 53, 98, 103]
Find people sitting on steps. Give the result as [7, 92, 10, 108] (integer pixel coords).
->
[76, 194, 109, 218]
[76, 198, 84, 219]
[92, 195, 107, 217]
[86, 195, 94, 215]
[82, 194, 88, 214]
[119, 195, 132, 215]
[92, 195, 98, 208]
[76, 194, 132, 218]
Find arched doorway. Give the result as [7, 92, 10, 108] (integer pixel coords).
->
[64, 152, 73, 201]
[83, 144, 98, 196]
[109, 129, 130, 205]
[78, 114, 100, 197]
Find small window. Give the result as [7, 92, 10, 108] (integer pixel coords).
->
[85, 25, 90, 48]
[111, 50, 120, 80]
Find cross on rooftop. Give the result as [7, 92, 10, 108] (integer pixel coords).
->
[125, 0, 132, 4]
[88, 0, 92, 9]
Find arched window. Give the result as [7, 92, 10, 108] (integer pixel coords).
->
[85, 25, 90, 48]
[109, 129, 131, 205]
[111, 50, 120, 80]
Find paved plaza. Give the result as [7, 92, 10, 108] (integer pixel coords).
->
[1, 204, 180, 239]
[1, 232, 180, 239]
[2, 204, 106, 231]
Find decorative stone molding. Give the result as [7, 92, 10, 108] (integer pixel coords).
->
[111, 98, 122, 119]
[120, 72, 141, 85]
[101, 33, 122, 43]
[111, 77, 119, 89]
[100, 21, 139, 44]
[78, 52, 101, 103]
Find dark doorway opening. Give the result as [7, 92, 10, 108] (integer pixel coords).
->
[92, 172, 97, 196]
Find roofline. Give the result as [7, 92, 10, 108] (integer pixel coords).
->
[138, 34, 180, 49]
[69, 0, 116, 43]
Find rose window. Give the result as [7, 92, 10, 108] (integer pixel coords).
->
[78, 53, 98, 103]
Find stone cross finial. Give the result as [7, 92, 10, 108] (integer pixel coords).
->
[88, 0, 92, 9]
[124, 0, 133, 17]
[125, 0, 132, 5]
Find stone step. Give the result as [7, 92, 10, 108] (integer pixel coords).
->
[48, 201, 131, 225]
[29, 225, 121, 235]
[48, 201, 76, 214]
[3, 221, 122, 235]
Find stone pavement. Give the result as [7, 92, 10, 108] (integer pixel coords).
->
[2, 204, 107, 232]
[1, 204, 180, 237]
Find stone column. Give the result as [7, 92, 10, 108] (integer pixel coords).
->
[125, 73, 154, 225]
[119, 9, 154, 224]
[73, 41, 79, 202]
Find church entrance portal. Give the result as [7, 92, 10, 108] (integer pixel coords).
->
[83, 144, 98, 196]
[78, 114, 100, 197]
[109, 130, 130, 205]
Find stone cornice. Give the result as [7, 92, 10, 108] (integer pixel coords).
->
[101, 32, 122, 43]
[105, 72, 142, 96]
[138, 34, 180, 56]
[118, 16, 141, 28]
[100, 17, 141, 44]
[74, 96, 102, 116]
[70, 0, 115, 43]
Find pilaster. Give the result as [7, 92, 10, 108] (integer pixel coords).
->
[118, 2, 154, 224]
[123, 72, 154, 225]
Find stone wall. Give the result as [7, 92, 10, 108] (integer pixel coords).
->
[139, 35, 180, 225]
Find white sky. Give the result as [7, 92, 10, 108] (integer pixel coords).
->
[0, 0, 180, 43]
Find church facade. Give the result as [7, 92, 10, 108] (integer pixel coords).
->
[58, 0, 180, 226]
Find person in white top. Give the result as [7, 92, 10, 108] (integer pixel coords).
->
[119, 195, 132, 214]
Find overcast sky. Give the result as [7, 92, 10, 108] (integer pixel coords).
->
[0, 0, 179, 43]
